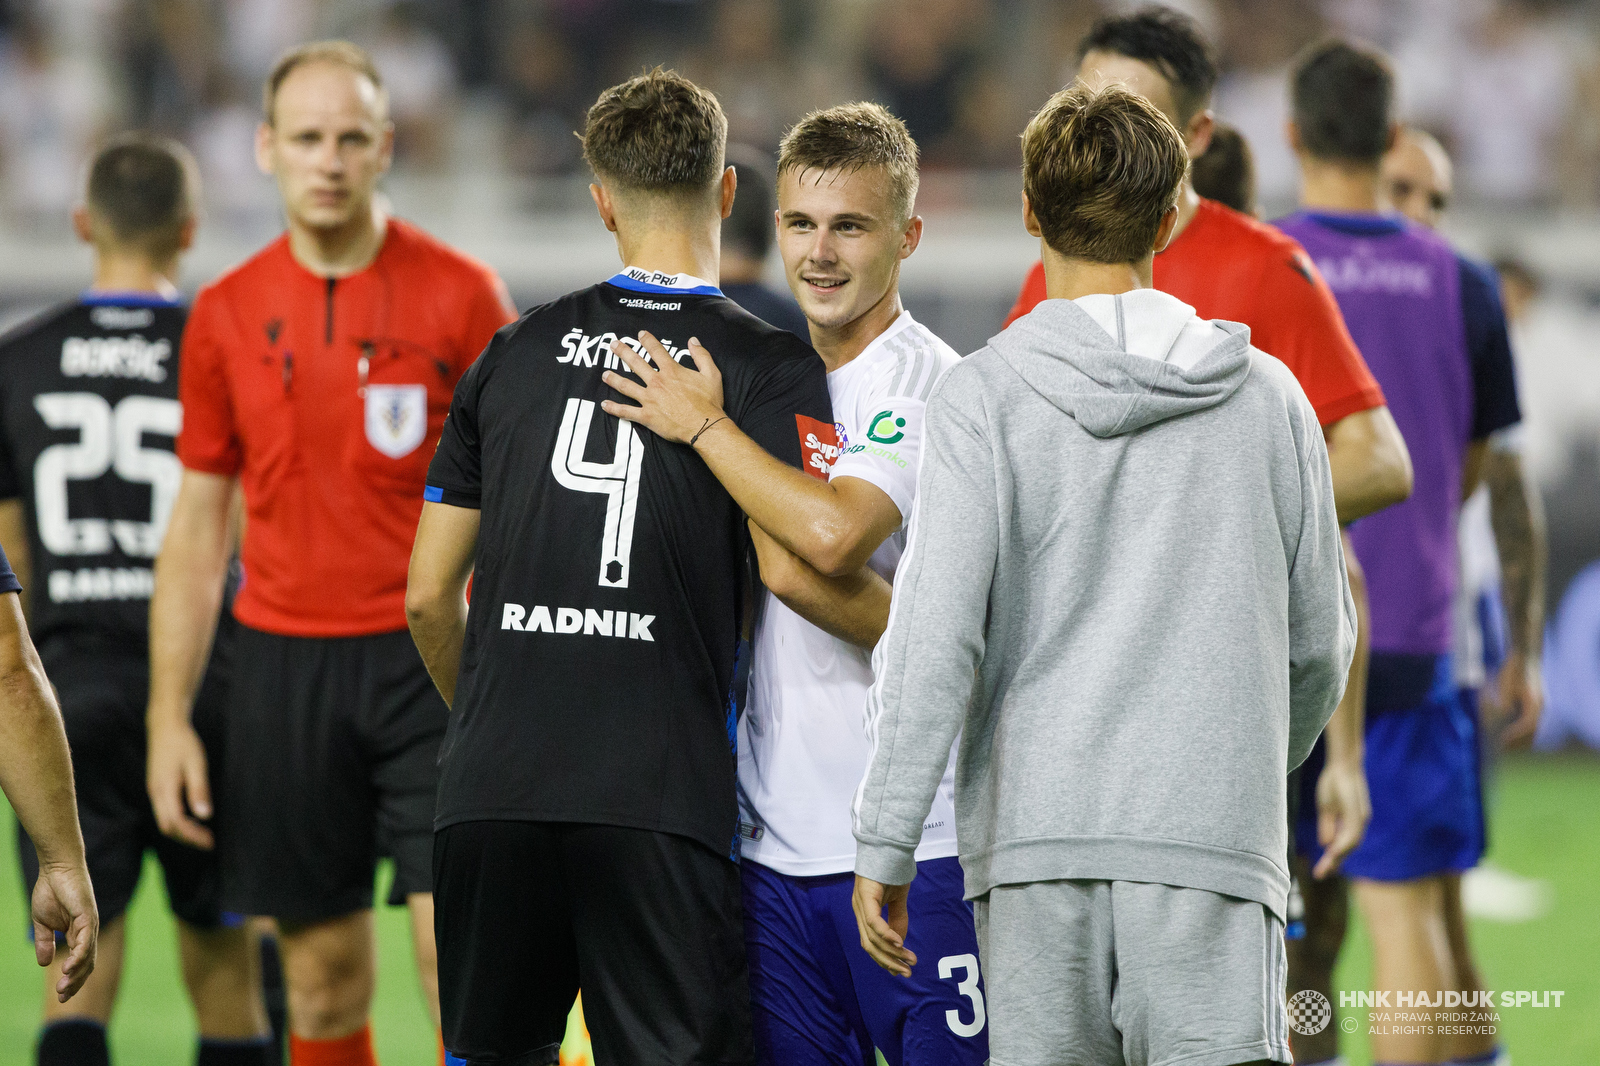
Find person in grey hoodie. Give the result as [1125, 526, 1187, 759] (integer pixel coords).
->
[850, 84, 1356, 1066]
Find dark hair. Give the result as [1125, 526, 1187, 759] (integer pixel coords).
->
[1290, 38, 1394, 164]
[582, 67, 727, 193]
[1191, 123, 1255, 215]
[1077, 6, 1218, 123]
[723, 145, 777, 260]
[778, 102, 919, 222]
[264, 41, 386, 126]
[1022, 83, 1188, 264]
[85, 133, 198, 258]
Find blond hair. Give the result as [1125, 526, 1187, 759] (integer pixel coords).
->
[1021, 83, 1188, 263]
[778, 103, 920, 222]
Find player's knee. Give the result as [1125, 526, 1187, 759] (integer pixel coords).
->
[277, 928, 376, 1037]
[178, 925, 258, 1014]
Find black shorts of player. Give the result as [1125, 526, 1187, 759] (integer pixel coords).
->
[18, 618, 238, 931]
[435, 821, 754, 1066]
[219, 624, 445, 922]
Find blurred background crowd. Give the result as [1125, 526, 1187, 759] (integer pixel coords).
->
[0, 0, 1597, 218]
[0, 0, 1595, 733]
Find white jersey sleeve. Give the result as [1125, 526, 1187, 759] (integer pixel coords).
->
[828, 321, 960, 526]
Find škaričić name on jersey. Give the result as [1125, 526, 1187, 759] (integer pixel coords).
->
[500, 603, 655, 641]
[559, 328, 693, 370]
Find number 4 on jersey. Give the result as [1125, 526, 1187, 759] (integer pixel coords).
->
[551, 398, 645, 589]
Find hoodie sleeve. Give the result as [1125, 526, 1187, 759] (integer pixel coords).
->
[1286, 400, 1358, 771]
[853, 373, 998, 886]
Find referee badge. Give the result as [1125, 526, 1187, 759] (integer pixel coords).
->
[365, 383, 428, 458]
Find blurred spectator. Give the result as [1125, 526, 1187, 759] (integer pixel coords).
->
[217, 0, 317, 87]
[1536, 560, 1600, 751]
[120, 0, 217, 134]
[1190, 121, 1256, 214]
[864, 0, 982, 166]
[190, 64, 273, 228]
[1211, 0, 1324, 207]
[689, 0, 794, 152]
[364, 1, 457, 170]
[1448, 0, 1580, 206]
[500, 17, 588, 176]
[0, 15, 109, 224]
[720, 144, 807, 337]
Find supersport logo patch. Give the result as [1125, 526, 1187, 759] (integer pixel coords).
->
[796, 415, 840, 480]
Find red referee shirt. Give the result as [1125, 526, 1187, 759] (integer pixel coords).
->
[1003, 197, 1386, 427]
[178, 218, 516, 637]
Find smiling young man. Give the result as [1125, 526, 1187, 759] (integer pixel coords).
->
[146, 41, 514, 1066]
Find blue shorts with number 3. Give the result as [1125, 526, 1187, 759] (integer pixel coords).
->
[741, 855, 988, 1066]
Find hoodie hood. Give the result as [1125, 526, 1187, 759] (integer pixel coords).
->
[991, 288, 1252, 438]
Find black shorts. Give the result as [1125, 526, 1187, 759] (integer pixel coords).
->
[17, 619, 237, 930]
[219, 624, 445, 922]
[435, 821, 754, 1066]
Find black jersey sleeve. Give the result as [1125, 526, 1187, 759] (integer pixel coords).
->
[1458, 255, 1521, 441]
[0, 377, 16, 501]
[426, 339, 490, 508]
[0, 538, 19, 594]
[732, 335, 835, 478]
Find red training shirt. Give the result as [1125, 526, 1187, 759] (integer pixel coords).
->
[178, 217, 517, 637]
[1003, 197, 1386, 427]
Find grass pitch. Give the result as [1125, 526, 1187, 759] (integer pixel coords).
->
[0, 752, 1594, 1065]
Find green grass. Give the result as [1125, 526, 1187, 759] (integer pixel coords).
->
[1328, 751, 1600, 1065]
[1, 753, 1596, 1065]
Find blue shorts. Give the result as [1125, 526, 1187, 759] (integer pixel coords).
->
[1296, 655, 1485, 882]
[741, 855, 988, 1066]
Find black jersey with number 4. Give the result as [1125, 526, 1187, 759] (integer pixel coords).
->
[426, 272, 835, 858]
[0, 296, 186, 646]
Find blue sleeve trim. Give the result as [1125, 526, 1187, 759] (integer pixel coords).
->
[423, 485, 444, 503]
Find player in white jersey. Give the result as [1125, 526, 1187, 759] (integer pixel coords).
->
[602, 102, 985, 1066]
[738, 309, 961, 879]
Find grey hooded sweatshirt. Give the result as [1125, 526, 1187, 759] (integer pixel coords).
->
[852, 289, 1355, 920]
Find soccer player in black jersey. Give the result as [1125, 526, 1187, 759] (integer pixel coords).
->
[0, 136, 272, 1066]
[407, 70, 834, 1066]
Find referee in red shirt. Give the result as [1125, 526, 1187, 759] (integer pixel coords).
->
[146, 42, 514, 1066]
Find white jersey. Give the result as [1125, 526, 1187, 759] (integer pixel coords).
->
[737, 310, 961, 875]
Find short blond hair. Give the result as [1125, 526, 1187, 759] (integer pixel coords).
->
[263, 41, 386, 126]
[1021, 83, 1188, 264]
[777, 103, 919, 222]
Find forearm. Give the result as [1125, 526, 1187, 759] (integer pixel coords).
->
[148, 485, 234, 728]
[752, 522, 891, 649]
[1484, 448, 1547, 657]
[0, 637, 83, 868]
[0, 500, 32, 623]
[407, 598, 467, 707]
[696, 423, 858, 574]
[1321, 547, 1369, 766]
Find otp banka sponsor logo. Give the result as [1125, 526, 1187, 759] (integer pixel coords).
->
[867, 409, 907, 444]
[501, 603, 656, 641]
[558, 329, 693, 370]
